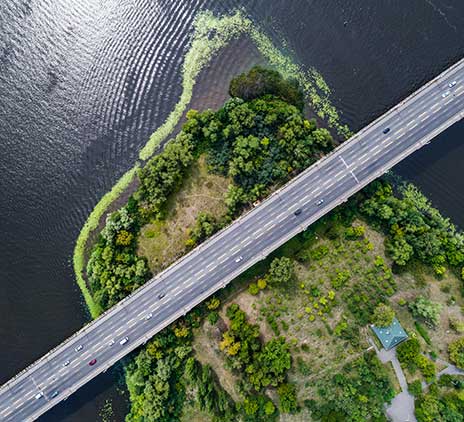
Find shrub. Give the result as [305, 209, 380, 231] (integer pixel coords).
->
[449, 338, 464, 369]
[207, 311, 219, 325]
[248, 283, 260, 295]
[372, 303, 395, 327]
[450, 316, 464, 334]
[206, 297, 220, 310]
[257, 278, 267, 290]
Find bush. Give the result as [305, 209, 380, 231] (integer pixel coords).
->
[449, 337, 464, 369]
[248, 283, 260, 295]
[450, 316, 464, 334]
[372, 303, 395, 327]
[207, 311, 219, 325]
[257, 278, 267, 290]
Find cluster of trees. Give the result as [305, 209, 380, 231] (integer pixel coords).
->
[219, 304, 296, 414]
[125, 325, 193, 422]
[229, 65, 305, 111]
[396, 338, 436, 382]
[305, 353, 394, 421]
[415, 375, 464, 422]
[138, 132, 195, 219]
[372, 303, 395, 327]
[448, 337, 464, 369]
[182, 68, 333, 214]
[360, 182, 464, 276]
[86, 203, 150, 310]
[220, 304, 292, 391]
[184, 358, 237, 421]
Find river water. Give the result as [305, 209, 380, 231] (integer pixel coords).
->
[0, 1, 463, 421]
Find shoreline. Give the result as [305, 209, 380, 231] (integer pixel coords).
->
[74, 10, 349, 318]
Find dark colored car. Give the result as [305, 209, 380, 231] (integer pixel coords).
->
[383, 127, 390, 134]
[294, 208, 302, 216]
[50, 391, 59, 399]
[88, 359, 97, 366]
[157, 293, 166, 300]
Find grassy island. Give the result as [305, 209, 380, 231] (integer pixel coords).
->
[83, 67, 464, 422]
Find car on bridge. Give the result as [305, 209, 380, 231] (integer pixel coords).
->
[383, 127, 390, 134]
[89, 359, 97, 366]
[50, 391, 59, 399]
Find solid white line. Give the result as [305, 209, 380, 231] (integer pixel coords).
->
[338, 155, 349, 169]
[350, 170, 360, 184]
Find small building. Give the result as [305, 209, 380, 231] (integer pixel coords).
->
[371, 318, 408, 350]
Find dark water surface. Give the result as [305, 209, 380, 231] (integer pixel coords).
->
[0, 1, 463, 420]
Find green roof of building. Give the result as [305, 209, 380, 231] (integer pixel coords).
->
[371, 318, 408, 350]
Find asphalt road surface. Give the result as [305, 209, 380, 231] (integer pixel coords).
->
[1, 57, 464, 421]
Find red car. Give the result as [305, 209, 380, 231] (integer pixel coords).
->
[88, 359, 97, 366]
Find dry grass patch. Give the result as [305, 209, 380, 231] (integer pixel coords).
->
[138, 155, 230, 273]
[192, 318, 241, 402]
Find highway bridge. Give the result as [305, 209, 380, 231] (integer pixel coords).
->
[2, 57, 464, 421]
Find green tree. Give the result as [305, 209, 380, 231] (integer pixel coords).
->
[372, 303, 395, 327]
[409, 297, 443, 327]
[268, 257, 294, 286]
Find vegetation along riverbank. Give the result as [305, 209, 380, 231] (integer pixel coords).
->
[73, 10, 349, 319]
[83, 63, 464, 421]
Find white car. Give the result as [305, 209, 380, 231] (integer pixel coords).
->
[120, 337, 129, 346]
[74, 344, 83, 352]
[145, 312, 153, 320]
[448, 81, 457, 88]
[34, 392, 44, 400]
[234, 256, 243, 263]
[442, 91, 450, 98]
[316, 199, 324, 206]
[108, 339, 115, 346]
[63, 360, 70, 367]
